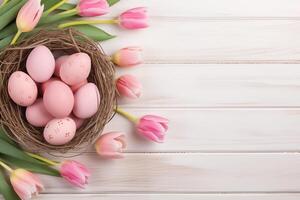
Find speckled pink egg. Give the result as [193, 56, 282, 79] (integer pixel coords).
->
[69, 114, 84, 129]
[60, 53, 91, 86]
[43, 117, 76, 145]
[43, 81, 74, 118]
[71, 79, 88, 92]
[26, 99, 53, 127]
[8, 71, 38, 106]
[26, 45, 55, 83]
[54, 55, 69, 77]
[40, 77, 60, 94]
[73, 83, 100, 119]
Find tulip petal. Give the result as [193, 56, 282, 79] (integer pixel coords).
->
[138, 129, 164, 143]
[95, 132, 126, 159]
[142, 115, 169, 123]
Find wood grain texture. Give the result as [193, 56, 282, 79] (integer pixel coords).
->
[117, 64, 300, 107]
[5, 0, 300, 199]
[104, 0, 300, 18]
[101, 108, 300, 152]
[35, 194, 300, 200]
[41, 153, 300, 193]
[100, 20, 300, 63]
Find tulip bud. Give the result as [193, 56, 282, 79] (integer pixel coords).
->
[137, 115, 169, 143]
[10, 169, 44, 200]
[112, 47, 143, 67]
[77, 0, 109, 17]
[118, 7, 149, 29]
[95, 132, 126, 159]
[116, 75, 142, 99]
[60, 160, 90, 188]
[16, 0, 44, 32]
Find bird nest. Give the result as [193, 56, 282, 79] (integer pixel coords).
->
[0, 28, 116, 152]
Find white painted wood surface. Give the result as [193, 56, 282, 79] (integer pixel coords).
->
[2, 0, 300, 199]
[35, 194, 300, 200]
[41, 153, 300, 193]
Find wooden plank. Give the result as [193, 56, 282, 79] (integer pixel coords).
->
[116, 64, 300, 108]
[100, 20, 300, 63]
[41, 153, 300, 193]
[103, 0, 300, 18]
[35, 194, 300, 200]
[101, 108, 300, 152]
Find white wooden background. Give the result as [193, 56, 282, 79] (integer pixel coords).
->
[5, 0, 300, 199]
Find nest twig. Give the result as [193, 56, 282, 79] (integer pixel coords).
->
[0, 28, 116, 153]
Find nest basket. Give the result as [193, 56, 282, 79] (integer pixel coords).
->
[0, 28, 116, 152]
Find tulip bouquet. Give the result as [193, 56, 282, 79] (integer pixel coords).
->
[0, 0, 169, 199]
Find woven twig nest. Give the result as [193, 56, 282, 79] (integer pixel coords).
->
[0, 29, 116, 152]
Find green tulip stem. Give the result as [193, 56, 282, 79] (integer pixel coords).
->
[114, 108, 139, 123]
[10, 29, 21, 45]
[58, 7, 77, 16]
[26, 153, 60, 166]
[0, 160, 13, 173]
[58, 19, 118, 29]
[43, 0, 68, 16]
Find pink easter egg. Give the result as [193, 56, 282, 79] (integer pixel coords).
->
[43, 117, 76, 145]
[26, 98, 53, 127]
[8, 71, 38, 106]
[40, 77, 60, 94]
[73, 83, 100, 119]
[54, 55, 69, 77]
[26, 45, 55, 83]
[43, 81, 74, 118]
[71, 79, 88, 92]
[60, 53, 91, 86]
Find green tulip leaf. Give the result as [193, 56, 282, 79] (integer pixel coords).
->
[0, 0, 21, 16]
[73, 25, 115, 41]
[0, 0, 26, 31]
[108, 0, 120, 6]
[0, 139, 45, 165]
[0, 35, 13, 50]
[0, 23, 17, 40]
[59, 3, 75, 11]
[0, 0, 27, 30]
[0, 169, 20, 200]
[0, 155, 60, 177]
[42, 0, 62, 10]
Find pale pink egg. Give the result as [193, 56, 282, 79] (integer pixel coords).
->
[60, 53, 91, 86]
[40, 77, 60, 94]
[73, 83, 100, 119]
[69, 114, 85, 129]
[54, 55, 69, 77]
[26, 99, 53, 127]
[43, 81, 74, 118]
[26, 45, 55, 83]
[8, 71, 38, 106]
[71, 79, 88, 92]
[43, 117, 76, 145]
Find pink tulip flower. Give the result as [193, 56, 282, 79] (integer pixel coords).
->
[137, 115, 169, 143]
[112, 47, 143, 67]
[60, 160, 90, 188]
[118, 7, 149, 29]
[16, 0, 44, 32]
[10, 169, 44, 200]
[95, 132, 126, 159]
[116, 75, 142, 99]
[115, 108, 169, 143]
[77, 0, 109, 17]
